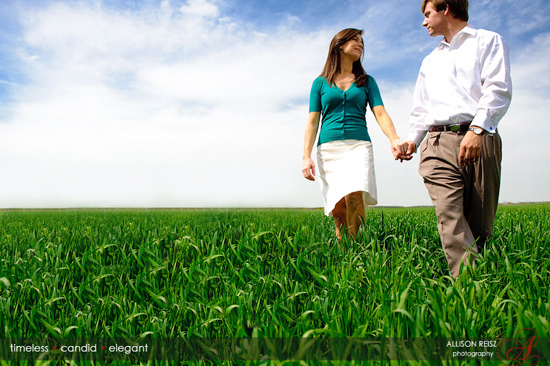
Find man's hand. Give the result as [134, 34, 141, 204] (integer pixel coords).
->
[459, 131, 483, 166]
[390, 139, 413, 162]
[397, 140, 417, 162]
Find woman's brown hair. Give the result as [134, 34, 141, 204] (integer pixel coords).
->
[320, 28, 369, 87]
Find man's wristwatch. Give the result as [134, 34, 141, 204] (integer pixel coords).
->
[468, 126, 485, 135]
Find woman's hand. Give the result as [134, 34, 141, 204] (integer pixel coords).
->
[302, 112, 320, 180]
[302, 157, 316, 181]
[371, 106, 413, 162]
[391, 139, 414, 162]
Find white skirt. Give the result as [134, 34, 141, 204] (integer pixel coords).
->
[317, 139, 378, 216]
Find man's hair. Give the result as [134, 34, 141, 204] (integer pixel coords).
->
[421, 0, 469, 22]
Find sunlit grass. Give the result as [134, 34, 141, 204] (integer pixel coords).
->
[0, 205, 548, 365]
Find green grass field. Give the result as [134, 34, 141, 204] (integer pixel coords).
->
[0, 204, 549, 365]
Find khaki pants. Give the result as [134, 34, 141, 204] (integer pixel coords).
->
[419, 130, 502, 278]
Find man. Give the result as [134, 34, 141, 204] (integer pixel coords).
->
[404, 0, 512, 278]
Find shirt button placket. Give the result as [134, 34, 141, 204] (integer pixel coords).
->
[342, 92, 346, 140]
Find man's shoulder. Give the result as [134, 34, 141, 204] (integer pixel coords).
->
[474, 27, 502, 37]
[470, 27, 507, 45]
[472, 28, 509, 52]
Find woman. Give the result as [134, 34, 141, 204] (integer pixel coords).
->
[302, 28, 409, 242]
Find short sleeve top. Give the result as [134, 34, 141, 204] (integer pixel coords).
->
[309, 75, 384, 145]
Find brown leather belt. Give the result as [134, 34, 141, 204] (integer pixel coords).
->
[428, 122, 471, 132]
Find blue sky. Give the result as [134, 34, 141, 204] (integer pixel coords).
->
[0, 0, 549, 208]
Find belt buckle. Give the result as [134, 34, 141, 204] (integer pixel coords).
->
[450, 125, 461, 132]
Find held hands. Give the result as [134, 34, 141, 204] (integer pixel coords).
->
[302, 157, 316, 181]
[389, 132, 482, 166]
[391, 139, 415, 162]
[303, 137, 416, 181]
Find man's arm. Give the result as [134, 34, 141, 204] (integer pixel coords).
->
[470, 33, 512, 134]
[459, 33, 512, 166]
[405, 64, 430, 156]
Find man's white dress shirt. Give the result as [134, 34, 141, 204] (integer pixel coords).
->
[408, 25, 512, 147]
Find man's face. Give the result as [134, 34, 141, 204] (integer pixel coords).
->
[422, 2, 446, 37]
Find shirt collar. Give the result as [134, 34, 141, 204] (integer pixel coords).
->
[439, 25, 477, 48]
[459, 25, 477, 37]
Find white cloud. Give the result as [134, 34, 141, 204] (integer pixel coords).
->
[0, 0, 548, 208]
[497, 32, 550, 203]
[470, 0, 550, 36]
[179, 0, 219, 18]
[0, 0, 331, 208]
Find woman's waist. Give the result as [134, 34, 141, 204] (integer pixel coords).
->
[321, 115, 367, 126]
[320, 122, 369, 134]
[318, 129, 371, 145]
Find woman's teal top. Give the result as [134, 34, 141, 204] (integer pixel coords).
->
[309, 75, 384, 145]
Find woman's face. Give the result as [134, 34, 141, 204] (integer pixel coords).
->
[340, 34, 363, 61]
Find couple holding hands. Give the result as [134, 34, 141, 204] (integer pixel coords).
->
[302, 0, 512, 278]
